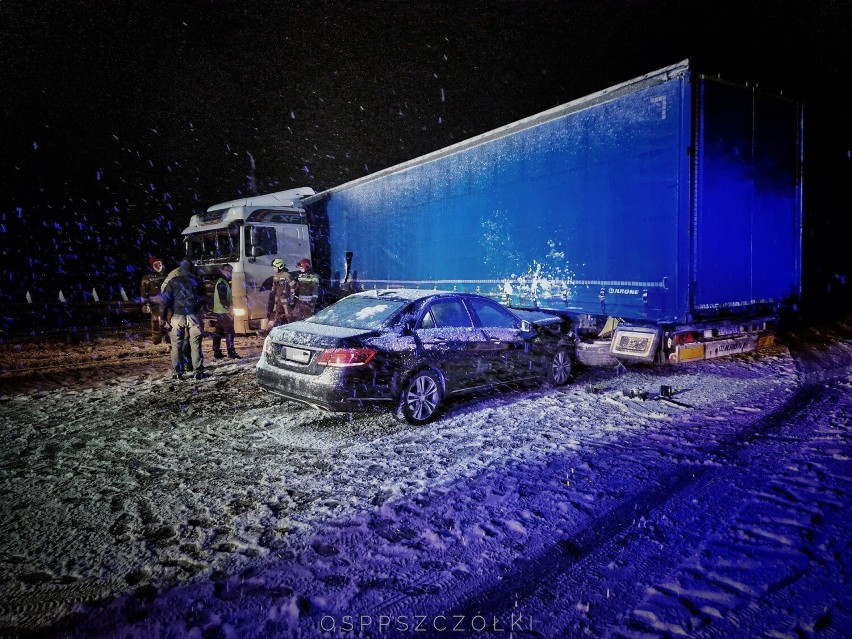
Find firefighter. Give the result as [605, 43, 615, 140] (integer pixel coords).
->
[211, 264, 239, 359]
[140, 256, 168, 344]
[291, 258, 319, 322]
[266, 258, 295, 331]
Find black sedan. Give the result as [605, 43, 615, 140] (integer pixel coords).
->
[256, 289, 575, 424]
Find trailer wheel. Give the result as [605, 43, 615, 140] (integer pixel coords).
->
[549, 347, 573, 386]
[398, 370, 443, 425]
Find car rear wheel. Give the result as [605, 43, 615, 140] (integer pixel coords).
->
[399, 370, 443, 425]
[549, 347, 573, 386]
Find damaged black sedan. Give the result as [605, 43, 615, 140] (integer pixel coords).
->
[256, 289, 575, 424]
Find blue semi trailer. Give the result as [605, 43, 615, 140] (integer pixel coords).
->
[195, 60, 802, 364]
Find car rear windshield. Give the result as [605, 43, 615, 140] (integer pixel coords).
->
[307, 296, 409, 330]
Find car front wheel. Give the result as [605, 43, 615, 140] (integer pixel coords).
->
[549, 347, 573, 386]
[399, 370, 443, 425]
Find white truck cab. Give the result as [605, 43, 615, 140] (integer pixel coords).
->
[182, 187, 315, 334]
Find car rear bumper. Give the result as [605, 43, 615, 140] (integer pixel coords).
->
[256, 356, 394, 412]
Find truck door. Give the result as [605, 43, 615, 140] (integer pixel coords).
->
[415, 298, 486, 392]
[244, 225, 280, 321]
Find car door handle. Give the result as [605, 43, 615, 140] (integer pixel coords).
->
[424, 338, 448, 345]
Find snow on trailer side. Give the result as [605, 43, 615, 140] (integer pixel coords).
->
[305, 59, 802, 364]
[305, 61, 695, 321]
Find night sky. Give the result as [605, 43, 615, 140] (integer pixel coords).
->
[2, 0, 851, 307]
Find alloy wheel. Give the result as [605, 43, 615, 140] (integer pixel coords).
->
[550, 347, 572, 386]
[402, 371, 442, 424]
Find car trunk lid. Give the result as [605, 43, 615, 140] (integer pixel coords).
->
[266, 321, 378, 370]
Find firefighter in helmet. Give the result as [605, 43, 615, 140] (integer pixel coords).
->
[266, 258, 295, 330]
[291, 258, 319, 322]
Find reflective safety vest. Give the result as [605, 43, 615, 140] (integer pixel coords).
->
[296, 272, 319, 301]
[213, 277, 232, 313]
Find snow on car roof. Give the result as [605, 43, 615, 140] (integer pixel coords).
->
[350, 288, 485, 302]
[349, 288, 439, 301]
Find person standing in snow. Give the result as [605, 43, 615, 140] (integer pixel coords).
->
[160, 259, 208, 379]
[211, 264, 239, 359]
[140, 257, 168, 344]
[266, 258, 295, 331]
[290, 258, 320, 322]
[161, 261, 195, 371]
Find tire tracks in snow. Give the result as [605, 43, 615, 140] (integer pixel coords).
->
[438, 381, 828, 636]
[0, 578, 126, 637]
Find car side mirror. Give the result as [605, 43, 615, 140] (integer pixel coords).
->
[249, 246, 265, 258]
[520, 320, 532, 333]
[401, 320, 415, 336]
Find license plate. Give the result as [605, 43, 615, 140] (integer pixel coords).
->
[615, 335, 651, 354]
[716, 324, 740, 336]
[610, 327, 660, 361]
[283, 347, 311, 364]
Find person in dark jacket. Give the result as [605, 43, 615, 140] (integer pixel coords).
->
[140, 256, 168, 344]
[160, 262, 194, 371]
[160, 260, 208, 379]
[211, 264, 239, 359]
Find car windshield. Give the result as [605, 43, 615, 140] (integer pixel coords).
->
[307, 296, 409, 330]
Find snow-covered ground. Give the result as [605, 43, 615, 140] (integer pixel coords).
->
[0, 320, 850, 638]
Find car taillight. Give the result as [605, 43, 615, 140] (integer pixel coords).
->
[316, 348, 376, 367]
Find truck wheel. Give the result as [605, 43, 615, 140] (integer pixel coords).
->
[398, 370, 443, 425]
[549, 347, 573, 386]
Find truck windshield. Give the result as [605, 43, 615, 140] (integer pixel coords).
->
[185, 225, 241, 264]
